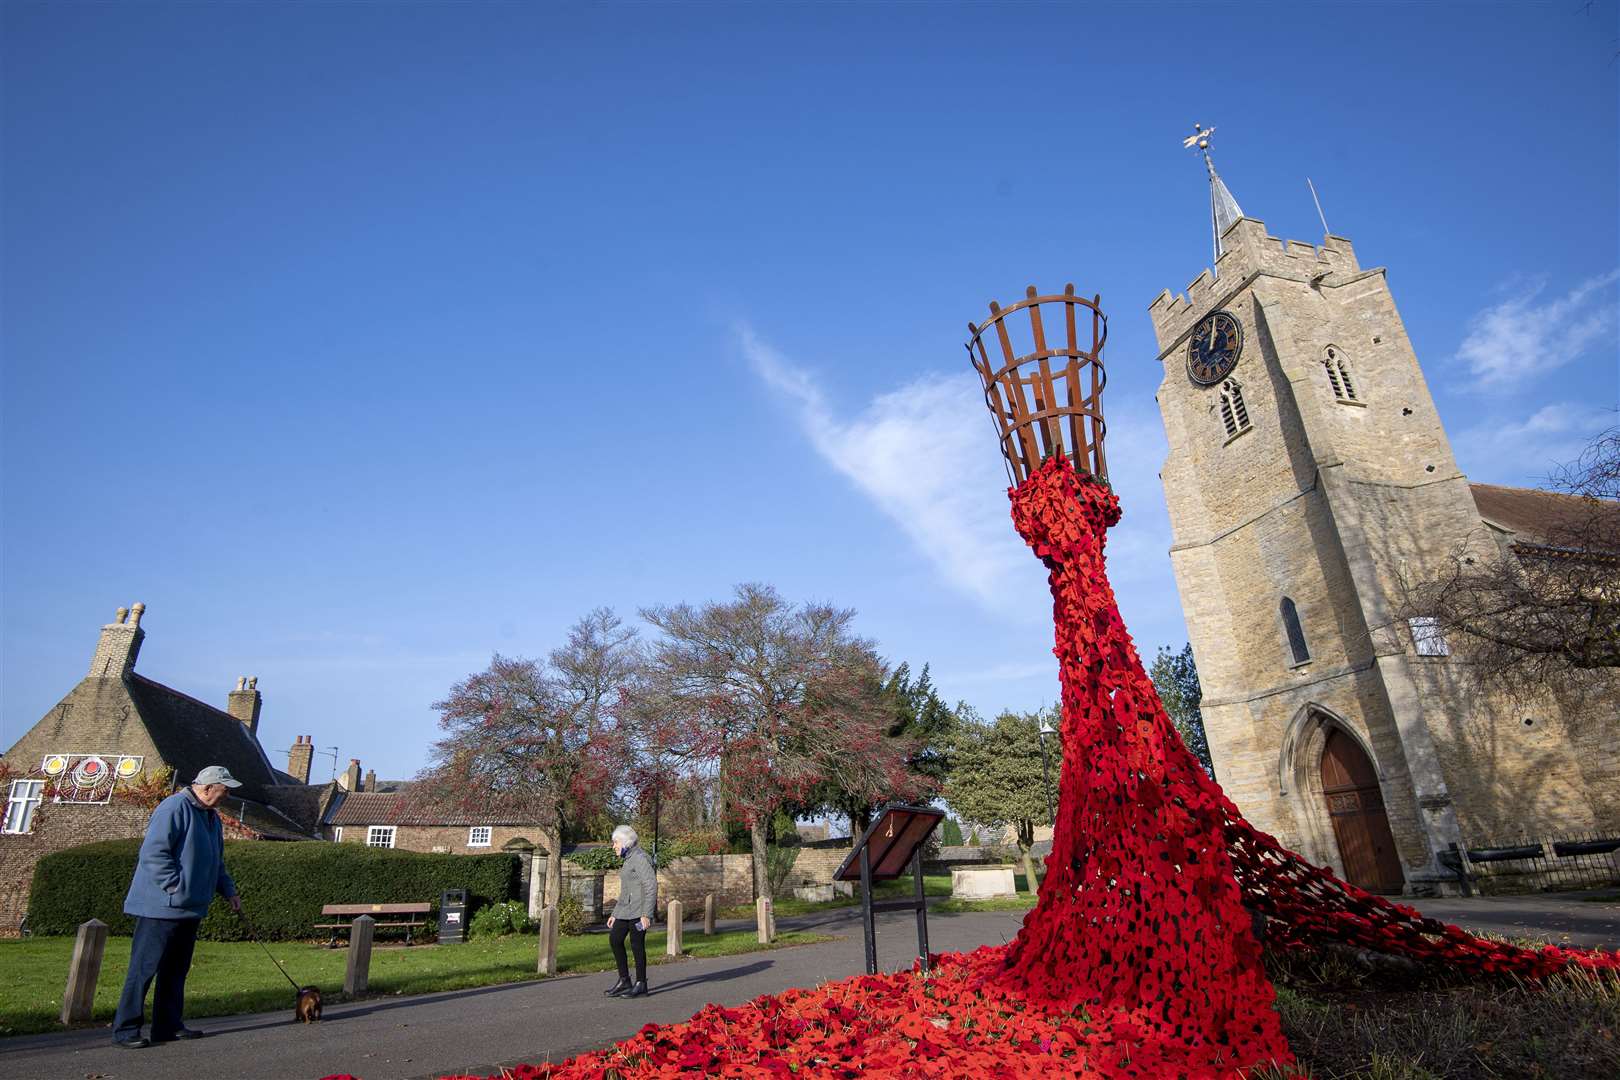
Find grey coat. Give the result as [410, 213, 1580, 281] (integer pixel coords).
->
[611, 844, 657, 921]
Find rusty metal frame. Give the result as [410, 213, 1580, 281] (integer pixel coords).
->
[966, 284, 1108, 486]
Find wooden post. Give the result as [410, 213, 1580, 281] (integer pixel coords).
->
[60, 919, 107, 1024]
[756, 896, 773, 944]
[536, 905, 559, 975]
[703, 893, 716, 935]
[665, 899, 684, 956]
[344, 914, 374, 996]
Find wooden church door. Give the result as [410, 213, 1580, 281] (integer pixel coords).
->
[1320, 728, 1405, 894]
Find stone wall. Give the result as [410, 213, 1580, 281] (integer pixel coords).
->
[595, 846, 855, 918]
[0, 801, 150, 935]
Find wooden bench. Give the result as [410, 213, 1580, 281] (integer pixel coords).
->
[315, 902, 432, 948]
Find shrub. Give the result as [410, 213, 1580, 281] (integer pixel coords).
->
[27, 839, 521, 941]
[940, 818, 964, 846]
[469, 899, 532, 938]
[765, 844, 801, 899]
[556, 891, 586, 936]
[564, 846, 621, 872]
[656, 831, 727, 863]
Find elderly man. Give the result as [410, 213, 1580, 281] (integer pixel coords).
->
[112, 766, 244, 1048]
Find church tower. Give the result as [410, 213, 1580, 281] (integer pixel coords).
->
[1145, 132, 1610, 895]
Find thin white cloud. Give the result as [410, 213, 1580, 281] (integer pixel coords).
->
[739, 324, 1176, 615]
[742, 324, 1029, 609]
[1451, 401, 1616, 487]
[1455, 269, 1620, 389]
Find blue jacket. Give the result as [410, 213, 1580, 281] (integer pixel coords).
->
[123, 789, 237, 920]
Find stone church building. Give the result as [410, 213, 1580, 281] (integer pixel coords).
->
[1147, 154, 1618, 895]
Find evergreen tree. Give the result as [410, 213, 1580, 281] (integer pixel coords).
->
[1150, 643, 1214, 777]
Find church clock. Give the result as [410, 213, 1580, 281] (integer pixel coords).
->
[1186, 310, 1243, 386]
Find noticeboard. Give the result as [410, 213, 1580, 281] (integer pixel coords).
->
[834, 804, 944, 883]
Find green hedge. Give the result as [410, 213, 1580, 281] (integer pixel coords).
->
[27, 839, 521, 941]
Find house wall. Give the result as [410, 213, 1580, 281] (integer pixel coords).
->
[0, 802, 151, 935]
[329, 823, 543, 855]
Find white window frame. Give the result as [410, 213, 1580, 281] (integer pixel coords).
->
[468, 826, 492, 848]
[332, 826, 343, 843]
[367, 825, 396, 849]
[3, 780, 45, 835]
[1409, 616, 1450, 657]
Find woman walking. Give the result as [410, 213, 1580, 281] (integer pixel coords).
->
[604, 824, 656, 999]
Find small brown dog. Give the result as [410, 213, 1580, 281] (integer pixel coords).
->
[295, 986, 323, 1023]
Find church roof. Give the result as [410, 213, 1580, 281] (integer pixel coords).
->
[1207, 156, 1244, 257]
[1470, 483, 1620, 555]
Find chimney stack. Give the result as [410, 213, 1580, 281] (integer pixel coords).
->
[288, 735, 313, 785]
[89, 602, 146, 679]
[227, 676, 263, 739]
[363, 769, 376, 793]
[340, 758, 362, 792]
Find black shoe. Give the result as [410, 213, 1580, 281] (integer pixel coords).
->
[171, 1027, 206, 1040]
[114, 1037, 150, 1049]
[627, 980, 648, 998]
[604, 977, 631, 997]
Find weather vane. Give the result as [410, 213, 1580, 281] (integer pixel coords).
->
[1183, 123, 1243, 264]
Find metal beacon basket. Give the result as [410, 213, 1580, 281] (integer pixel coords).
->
[966, 284, 1109, 485]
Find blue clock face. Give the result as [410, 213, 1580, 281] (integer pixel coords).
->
[1186, 311, 1243, 386]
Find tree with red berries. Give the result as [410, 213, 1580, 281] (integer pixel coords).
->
[413, 609, 640, 908]
[638, 584, 921, 899]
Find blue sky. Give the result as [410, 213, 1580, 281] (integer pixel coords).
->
[4, 2, 1616, 783]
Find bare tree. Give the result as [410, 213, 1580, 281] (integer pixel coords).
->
[411, 609, 639, 909]
[1395, 427, 1620, 697]
[638, 583, 905, 900]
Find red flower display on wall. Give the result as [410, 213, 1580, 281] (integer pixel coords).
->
[437, 457, 1614, 1080]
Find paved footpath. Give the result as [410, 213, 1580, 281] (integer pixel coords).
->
[2, 893, 1614, 1080]
[0, 907, 1028, 1080]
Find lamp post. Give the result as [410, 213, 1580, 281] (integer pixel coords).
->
[1037, 717, 1057, 827]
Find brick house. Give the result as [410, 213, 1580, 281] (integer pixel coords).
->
[0, 604, 339, 932]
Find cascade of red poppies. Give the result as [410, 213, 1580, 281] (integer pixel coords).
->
[996, 456, 1618, 1055]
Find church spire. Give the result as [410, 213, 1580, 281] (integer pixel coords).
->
[1183, 124, 1244, 263]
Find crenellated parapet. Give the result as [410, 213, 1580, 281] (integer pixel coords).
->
[1148, 218, 1362, 348]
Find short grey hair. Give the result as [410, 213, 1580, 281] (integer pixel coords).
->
[611, 824, 637, 848]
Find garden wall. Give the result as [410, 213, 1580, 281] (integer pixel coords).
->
[0, 801, 150, 936]
[591, 846, 853, 916]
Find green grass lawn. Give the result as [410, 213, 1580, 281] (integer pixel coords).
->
[0, 927, 830, 1039]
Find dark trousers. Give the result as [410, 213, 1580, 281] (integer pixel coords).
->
[113, 916, 200, 1042]
[609, 918, 647, 983]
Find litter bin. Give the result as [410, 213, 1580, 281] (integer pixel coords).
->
[439, 889, 468, 944]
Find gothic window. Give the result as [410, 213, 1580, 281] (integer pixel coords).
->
[1219, 378, 1251, 438]
[1408, 616, 1449, 657]
[1324, 346, 1358, 402]
[1281, 597, 1311, 665]
[332, 826, 343, 843]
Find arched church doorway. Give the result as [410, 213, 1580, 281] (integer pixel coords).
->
[1320, 729, 1404, 893]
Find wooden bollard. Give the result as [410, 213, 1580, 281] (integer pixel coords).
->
[536, 905, 559, 975]
[665, 899, 684, 956]
[703, 893, 716, 936]
[344, 914, 374, 996]
[61, 918, 107, 1024]
[756, 897, 773, 944]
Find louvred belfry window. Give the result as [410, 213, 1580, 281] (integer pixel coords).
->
[1325, 345, 1358, 402]
[1219, 378, 1251, 438]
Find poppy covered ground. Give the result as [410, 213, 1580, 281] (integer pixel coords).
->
[423, 458, 1616, 1080]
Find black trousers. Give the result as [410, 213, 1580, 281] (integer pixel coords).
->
[113, 916, 200, 1042]
[609, 918, 647, 982]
